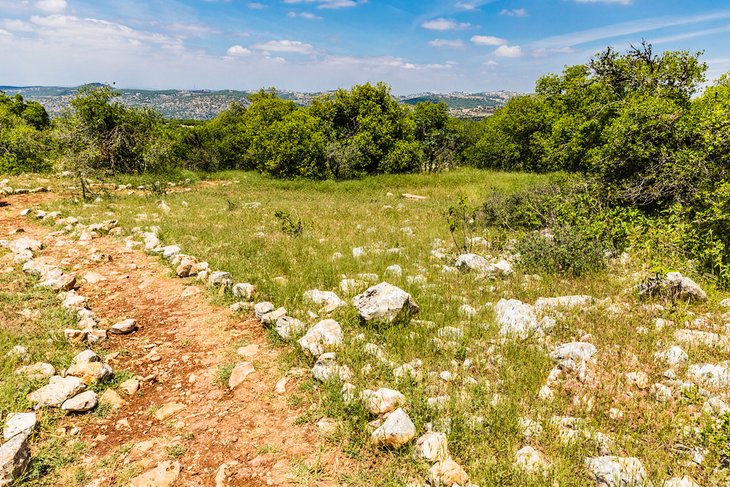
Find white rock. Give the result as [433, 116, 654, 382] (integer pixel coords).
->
[71, 349, 99, 364]
[414, 432, 449, 462]
[298, 319, 343, 357]
[674, 329, 728, 348]
[360, 388, 405, 415]
[15, 363, 55, 380]
[495, 299, 539, 339]
[385, 264, 402, 277]
[0, 432, 30, 486]
[371, 408, 416, 448]
[535, 295, 594, 310]
[311, 353, 352, 383]
[650, 383, 673, 402]
[228, 362, 255, 389]
[455, 253, 490, 274]
[663, 476, 701, 487]
[61, 391, 98, 412]
[664, 272, 707, 302]
[142, 232, 161, 250]
[28, 376, 86, 408]
[207, 271, 232, 288]
[550, 342, 597, 362]
[688, 363, 730, 388]
[261, 307, 287, 325]
[232, 283, 256, 301]
[339, 279, 366, 295]
[110, 318, 137, 335]
[654, 346, 687, 366]
[720, 298, 730, 308]
[459, 304, 477, 319]
[427, 458, 470, 486]
[254, 302, 275, 319]
[515, 445, 550, 474]
[352, 282, 419, 324]
[3, 413, 36, 441]
[585, 456, 646, 486]
[304, 289, 345, 313]
[274, 316, 306, 341]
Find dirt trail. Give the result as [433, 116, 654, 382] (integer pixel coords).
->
[1, 192, 344, 486]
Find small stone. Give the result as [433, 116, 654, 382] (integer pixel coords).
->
[414, 432, 449, 462]
[110, 318, 137, 335]
[370, 408, 416, 448]
[100, 389, 125, 410]
[274, 316, 306, 341]
[428, 458, 469, 487]
[232, 283, 256, 301]
[129, 460, 181, 487]
[625, 371, 649, 389]
[261, 307, 287, 325]
[254, 302, 275, 319]
[316, 417, 338, 435]
[119, 379, 140, 396]
[66, 361, 113, 385]
[515, 446, 551, 475]
[298, 319, 343, 357]
[0, 432, 30, 485]
[15, 362, 55, 380]
[304, 289, 346, 313]
[61, 391, 98, 412]
[64, 329, 88, 344]
[360, 388, 406, 415]
[275, 377, 288, 394]
[311, 353, 353, 383]
[663, 476, 701, 487]
[585, 456, 646, 487]
[352, 282, 420, 324]
[550, 342, 597, 362]
[236, 344, 259, 359]
[229, 362, 256, 389]
[153, 402, 186, 421]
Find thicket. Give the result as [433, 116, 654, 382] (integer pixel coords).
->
[472, 43, 730, 284]
[0, 92, 51, 174]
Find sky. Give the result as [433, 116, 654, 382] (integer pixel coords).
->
[1, 0, 729, 94]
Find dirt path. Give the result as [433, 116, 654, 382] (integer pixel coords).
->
[1, 192, 344, 486]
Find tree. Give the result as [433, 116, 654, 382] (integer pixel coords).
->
[0, 93, 51, 174]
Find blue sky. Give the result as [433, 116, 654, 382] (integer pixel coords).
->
[1, 0, 729, 93]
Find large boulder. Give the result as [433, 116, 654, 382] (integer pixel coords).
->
[298, 320, 343, 357]
[352, 282, 419, 324]
[584, 456, 646, 486]
[664, 272, 707, 302]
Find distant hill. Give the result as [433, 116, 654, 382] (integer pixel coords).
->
[0, 85, 520, 120]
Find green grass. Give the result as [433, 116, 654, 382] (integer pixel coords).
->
[39, 167, 730, 485]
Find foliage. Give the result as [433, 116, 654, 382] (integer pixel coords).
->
[446, 195, 477, 253]
[274, 209, 304, 237]
[0, 92, 52, 174]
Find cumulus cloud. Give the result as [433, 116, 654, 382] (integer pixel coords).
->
[35, 0, 66, 13]
[428, 38, 465, 48]
[421, 18, 472, 31]
[287, 11, 322, 20]
[226, 45, 251, 56]
[252, 39, 315, 54]
[494, 45, 522, 57]
[470, 35, 506, 46]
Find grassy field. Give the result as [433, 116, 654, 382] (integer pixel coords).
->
[35, 167, 730, 485]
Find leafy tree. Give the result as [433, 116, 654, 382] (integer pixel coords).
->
[0, 93, 51, 173]
[411, 102, 460, 172]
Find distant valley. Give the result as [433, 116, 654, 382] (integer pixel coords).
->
[0, 84, 519, 120]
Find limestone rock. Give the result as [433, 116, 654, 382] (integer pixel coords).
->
[232, 283, 256, 301]
[261, 307, 287, 325]
[360, 388, 405, 415]
[66, 361, 113, 385]
[28, 376, 86, 408]
[370, 408, 416, 448]
[207, 271, 232, 288]
[352, 282, 419, 324]
[61, 390, 98, 412]
[664, 272, 707, 302]
[100, 389, 125, 410]
[663, 476, 701, 487]
[229, 362, 255, 389]
[15, 363, 55, 380]
[298, 319, 343, 357]
[550, 342, 597, 362]
[654, 346, 687, 366]
[0, 433, 30, 486]
[3, 413, 36, 441]
[311, 353, 353, 383]
[535, 295, 594, 310]
[254, 302, 275, 319]
[515, 446, 550, 474]
[119, 379, 140, 396]
[109, 318, 138, 335]
[274, 316, 306, 341]
[304, 289, 346, 313]
[688, 363, 730, 388]
[495, 299, 539, 338]
[129, 460, 181, 487]
[585, 456, 646, 487]
[414, 432, 449, 462]
[428, 458, 469, 486]
[153, 402, 186, 421]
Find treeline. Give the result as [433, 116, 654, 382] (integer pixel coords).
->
[1, 82, 472, 179]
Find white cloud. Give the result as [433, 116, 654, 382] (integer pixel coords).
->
[428, 38, 464, 48]
[248, 2, 267, 8]
[531, 46, 574, 57]
[573, 0, 632, 4]
[471, 35, 506, 46]
[455, 0, 493, 11]
[494, 44, 522, 57]
[500, 8, 527, 17]
[534, 9, 730, 48]
[165, 22, 220, 37]
[421, 18, 472, 31]
[226, 45, 251, 56]
[282, 0, 366, 9]
[35, 0, 66, 13]
[484, 60, 498, 65]
[288, 11, 322, 20]
[252, 39, 315, 54]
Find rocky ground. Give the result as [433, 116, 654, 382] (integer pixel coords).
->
[0, 190, 345, 486]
